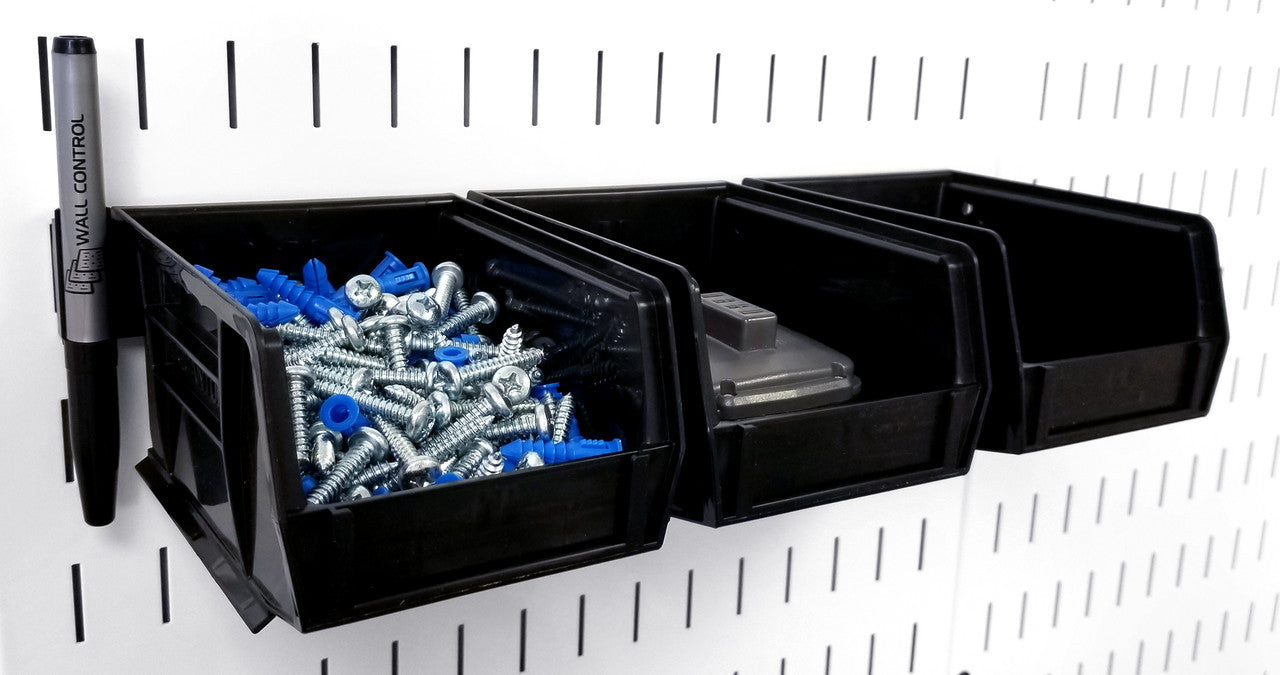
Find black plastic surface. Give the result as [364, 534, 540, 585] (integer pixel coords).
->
[118, 195, 684, 632]
[746, 171, 1229, 452]
[469, 183, 990, 526]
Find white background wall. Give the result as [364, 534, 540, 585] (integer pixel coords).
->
[1, 1, 1276, 672]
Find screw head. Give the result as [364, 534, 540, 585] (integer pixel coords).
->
[350, 367, 375, 391]
[471, 292, 499, 324]
[307, 421, 338, 444]
[286, 365, 315, 388]
[405, 294, 442, 326]
[333, 312, 365, 351]
[378, 314, 410, 330]
[480, 383, 514, 419]
[491, 365, 531, 402]
[348, 427, 390, 462]
[534, 404, 551, 438]
[434, 361, 462, 397]
[406, 401, 433, 440]
[344, 485, 372, 501]
[400, 455, 441, 482]
[431, 261, 463, 287]
[429, 390, 452, 426]
[345, 274, 383, 309]
[517, 451, 545, 470]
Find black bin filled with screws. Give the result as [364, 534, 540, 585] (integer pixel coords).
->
[472, 182, 991, 526]
[117, 195, 683, 632]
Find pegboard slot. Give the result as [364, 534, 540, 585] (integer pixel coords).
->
[766, 54, 776, 123]
[134, 38, 148, 130]
[867, 56, 877, 121]
[159, 547, 170, 624]
[71, 563, 83, 643]
[37, 36, 50, 131]
[310, 42, 320, 127]
[389, 45, 398, 128]
[60, 399, 73, 483]
[226, 41, 237, 128]
[518, 610, 526, 671]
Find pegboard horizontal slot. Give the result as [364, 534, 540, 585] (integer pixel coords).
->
[118, 194, 686, 632]
[745, 171, 1230, 452]
[472, 182, 989, 526]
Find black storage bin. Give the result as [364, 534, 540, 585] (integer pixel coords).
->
[469, 183, 990, 526]
[116, 195, 684, 632]
[745, 171, 1229, 453]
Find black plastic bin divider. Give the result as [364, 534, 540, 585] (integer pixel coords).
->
[744, 171, 1229, 453]
[115, 194, 685, 633]
[468, 182, 991, 527]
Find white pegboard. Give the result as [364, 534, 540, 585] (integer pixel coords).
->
[0, 1, 1277, 673]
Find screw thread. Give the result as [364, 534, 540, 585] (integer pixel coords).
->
[458, 348, 544, 385]
[482, 412, 542, 444]
[365, 367, 432, 390]
[382, 322, 410, 370]
[434, 301, 492, 338]
[372, 414, 421, 464]
[307, 437, 379, 504]
[406, 331, 446, 353]
[477, 451, 505, 476]
[453, 288, 471, 315]
[433, 268, 461, 314]
[551, 393, 574, 443]
[348, 461, 401, 490]
[423, 409, 495, 461]
[380, 384, 427, 407]
[446, 445, 488, 478]
[312, 379, 416, 423]
[318, 349, 387, 369]
[277, 322, 331, 343]
[284, 332, 347, 365]
[289, 378, 311, 470]
[499, 324, 523, 356]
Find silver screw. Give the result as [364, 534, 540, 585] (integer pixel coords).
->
[431, 261, 463, 314]
[317, 349, 387, 370]
[378, 315, 411, 370]
[422, 384, 512, 461]
[433, 292, 498, 338]
[326, 307, 366, 351]
[286, 366, 315, 471]
[482, 404, 551, 444]
[476, 449, 505, 477]
[551, 392, 575, 443]
[307, 427, 389, 505]
[345, 274, 383, 311]
[347, 461, 402, 491]
[516, 451, 545, 470]
[341, 485, 372, 502]
[442, 439, 496, 478]
[312, 378, 432, 432]
[499, 324, 523, 356]
[456, 347, 545, 387]
[491, 364, 532, 402]
[370, 414, 422, 465]
[309, 422, 342, 473]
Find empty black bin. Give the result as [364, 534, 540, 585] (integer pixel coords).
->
[118, 195, 684, 632]
[745, 171, 1229, 453]
[470, 182, 990, 526]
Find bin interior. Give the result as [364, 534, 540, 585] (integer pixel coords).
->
[773, 173, 1203, 364]
[123, 195, 681, 630]
[488, 185, 965, 403]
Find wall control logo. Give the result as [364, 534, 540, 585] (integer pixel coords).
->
[65, 247, 104, 294]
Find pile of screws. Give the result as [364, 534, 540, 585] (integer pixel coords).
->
[196, 251, 623, 504]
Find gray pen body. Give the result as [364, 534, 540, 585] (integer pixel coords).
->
[53, 40, 109, 343]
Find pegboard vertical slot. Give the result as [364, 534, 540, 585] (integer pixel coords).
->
[134, 38, 148, 130]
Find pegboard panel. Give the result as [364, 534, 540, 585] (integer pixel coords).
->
[0, 1, 1276, 673]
